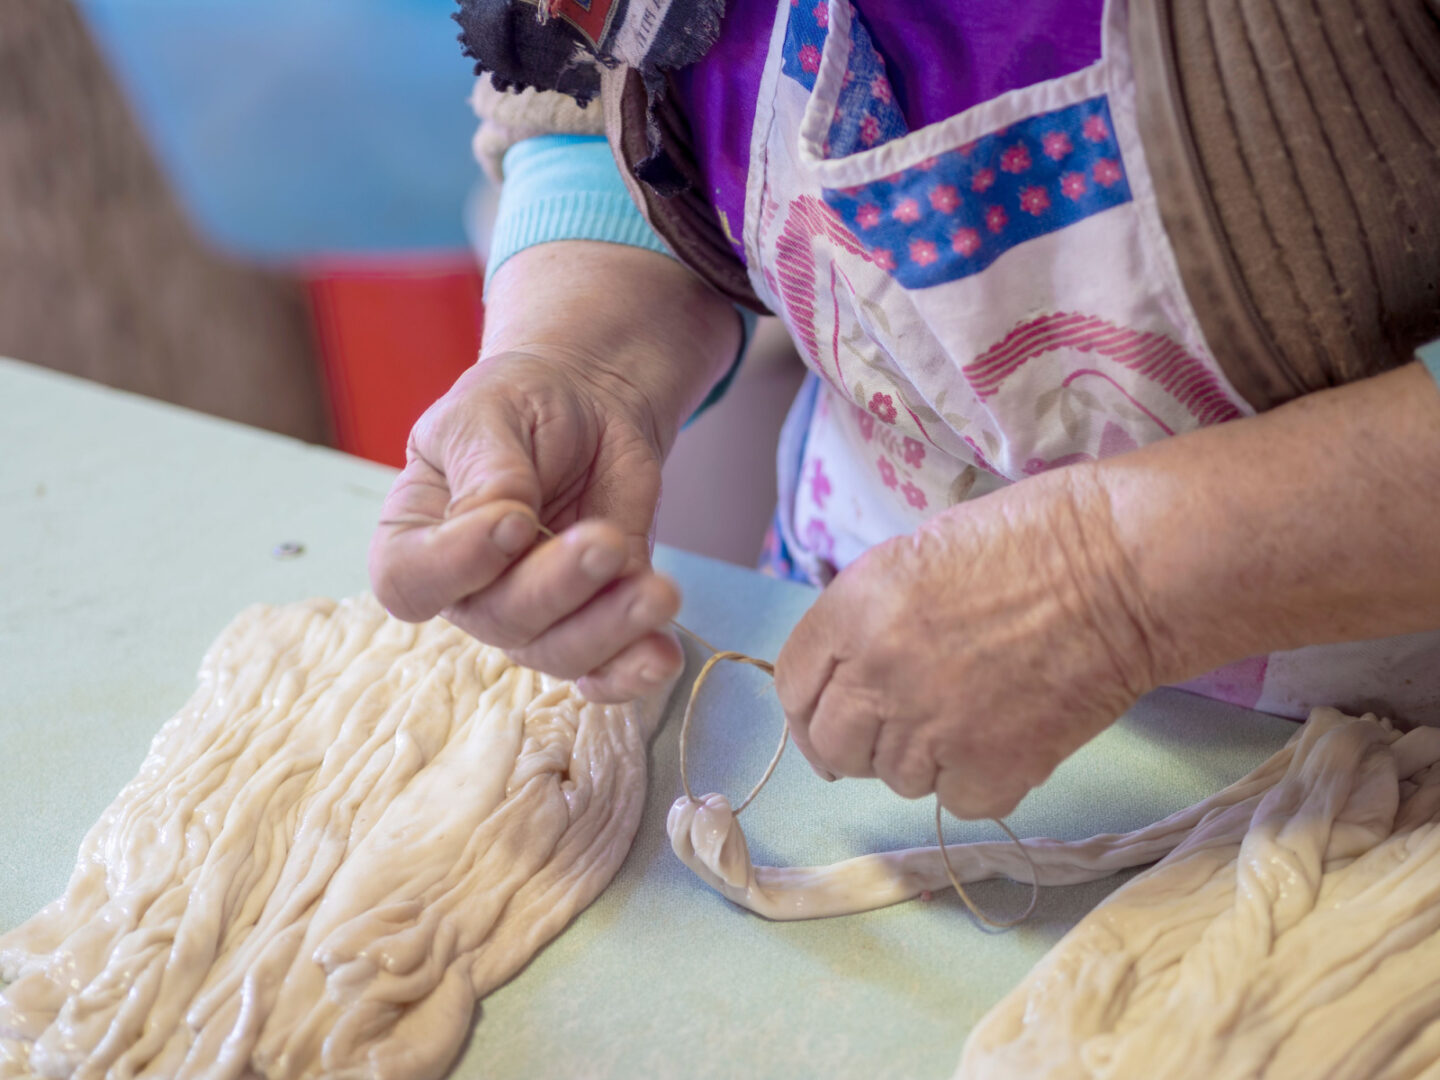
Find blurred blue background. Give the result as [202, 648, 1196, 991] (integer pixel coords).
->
[76, 0, 481, 260]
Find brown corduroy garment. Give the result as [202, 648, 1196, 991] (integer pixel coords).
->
[1133, 0, 1440, 411]
[601, 0, 1440, 412]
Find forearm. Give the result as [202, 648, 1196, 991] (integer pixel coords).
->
[483, 241, 741, 455]
[1089, 363, 1440, 683]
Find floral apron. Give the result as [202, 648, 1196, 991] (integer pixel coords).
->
[743, 0, 1440, 723]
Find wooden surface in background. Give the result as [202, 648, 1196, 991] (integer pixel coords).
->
[0, 0, 327, 442]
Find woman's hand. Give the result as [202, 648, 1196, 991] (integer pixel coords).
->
[369, 241, 740, 703]
[774, 469, 1163, 820]
[776, 363, 1440, 818]
[370, 348, 681, 702]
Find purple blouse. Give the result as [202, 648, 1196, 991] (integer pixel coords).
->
[670, 0, 1105, 263]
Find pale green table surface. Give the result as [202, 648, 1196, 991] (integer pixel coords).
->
[0, 358, 1297, 1079]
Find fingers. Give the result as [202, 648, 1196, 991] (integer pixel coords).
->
[773, 611, 1043, 813]
[871, 724, 938, 800]
[369, 462, 539, 623]
[506, 571, 680, 678]
[775, 597, 886, 781]
[776, 651, 881, 782]
[435, 515, 680, 695]
[445, 532, 680, 680]
[805, 684, 881, 779]
[441, 520, 633, 650]
[861, 714, 1035, 816]
[935, 765, 1026, 821]
[774, 607, 841, 778]
[576, 631, 685, 703]
[367, 352, 679, 706]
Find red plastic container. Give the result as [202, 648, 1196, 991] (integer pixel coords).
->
[307, 257, 484, 467]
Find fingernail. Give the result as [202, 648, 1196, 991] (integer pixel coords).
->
[492, 512, 535, 555]
[813, 765, 837, 782]
[580, 544, 624, 582]
[628, 596, 659, 625]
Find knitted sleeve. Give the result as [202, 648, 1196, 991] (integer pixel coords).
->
[484, 134, 756, 419]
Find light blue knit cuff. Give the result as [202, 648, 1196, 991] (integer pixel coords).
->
[486, 135, 673, 288]
[1418, 338, 1440, 388]
[486, 133, 755, 424]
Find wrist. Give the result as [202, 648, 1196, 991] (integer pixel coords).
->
[1049, 466, 1178, 696]
[483, 241, 739, 453]
[1083, 416, 1332, 688]
[1079, 451, 1266, 689]
[929, 469, 1171, 702]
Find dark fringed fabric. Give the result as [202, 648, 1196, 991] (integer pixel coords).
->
[453, 0, 729, 201]
[454, 0, 605, 105]
[453, 0, 725, 108]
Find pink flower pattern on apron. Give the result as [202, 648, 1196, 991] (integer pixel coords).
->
[747, 0, 1440, 722]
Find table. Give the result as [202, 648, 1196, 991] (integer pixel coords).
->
[0, 358, 1297, 1078]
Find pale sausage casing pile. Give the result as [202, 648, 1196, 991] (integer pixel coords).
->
[7, 594, 1440, 1080]
[674, 704, 1440, 1078]
[958, 708, 1440, 1080]
[0, 595, 671, 1080]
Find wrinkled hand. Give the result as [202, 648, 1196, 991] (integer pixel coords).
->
[369, 349, 682, 703]
[774, 468, 1164, 819]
